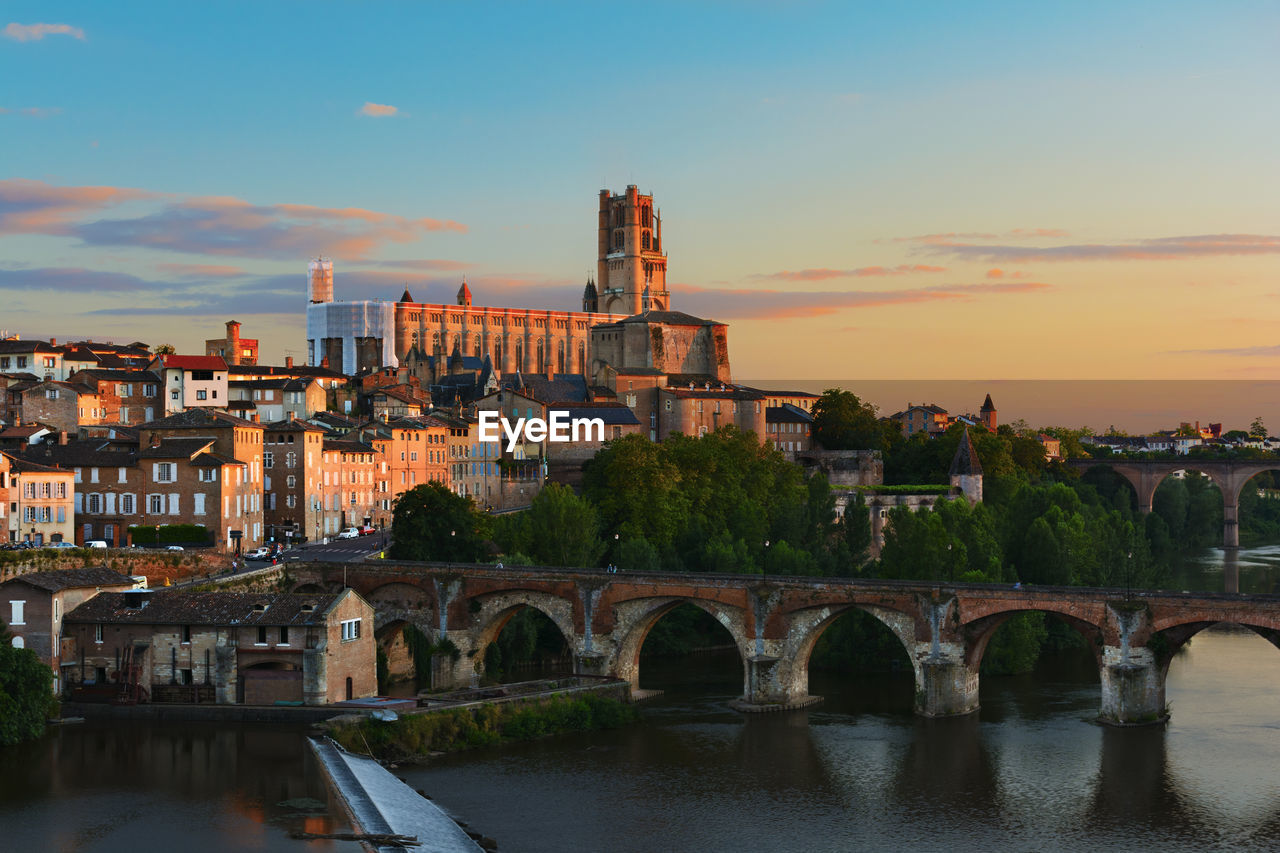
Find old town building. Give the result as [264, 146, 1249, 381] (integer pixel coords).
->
[63, 589, 376, 705]
[263, 419, 325, 545]
[205, 320, 259, 367]
[3, 452, 74, 545]
[1, 568, 141, 693]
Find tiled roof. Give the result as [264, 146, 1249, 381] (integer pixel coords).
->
[766, 403, 813, 424]
[0, 452, 72, 475]
[142, 408, 258, 429]
[264, 418, 326, 433]
[139, 437, 216, 459]
[64, 591, 345, 626]
[619, 310, 722, 326]
[2, 568, 137, 593]
[505, 374, 590, 404]
[0, 339, 57, 354]
[323, 438, 375, 454]
[18, 442, 138, 468]
[152, 354, 227, 371]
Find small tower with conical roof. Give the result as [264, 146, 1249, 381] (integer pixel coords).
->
[398, 286, 414, 304]
[950, 428, 984, 504]
[448, 339, 465, 376]
[980, 394, 997, 431]
[582, 277, 598, 313]
[457, 278, 472, 307]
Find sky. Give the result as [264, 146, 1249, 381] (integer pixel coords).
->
[1, 1, 1278, 380]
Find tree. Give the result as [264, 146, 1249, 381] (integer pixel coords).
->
[0, 621, 54, 746]
[843, 492, 872, 567]
[389, 482, 488, 562]
[152, 343, 176, 355]
[506, 483, 606, 568]
[810, 389, 886, 451]
[1250, 416, 1268, 440]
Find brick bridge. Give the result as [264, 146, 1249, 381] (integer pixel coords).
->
[1069, 458, 1280, 548]
[289, 561, 1280, 725]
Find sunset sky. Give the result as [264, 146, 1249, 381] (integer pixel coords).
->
[2, 2, 1278, 379]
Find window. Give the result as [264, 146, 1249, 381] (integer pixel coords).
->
[181, 625, 191, 644]
[149, 494, 164, 514]
[171, 390, 180, 401]
[121, 494, 135, 514]
[665, 399, 672, 411]
[199, 469, 216, 482]
[286, 475, 296, 488]
[286, 494, 296, 509]
[43, 357, 55, 368]
[263, 451, 273, 467]
[94, 623, 103, 643]
[88, 494, 101, 514]
[9, 601, 24, 626]
[144, 384, 156, 396]
[286, 452, 296, 468]
[341, 619, 361, 641]
[196, 390, 207, 401]
[45, 388, 59, 400]
[156, 463, 174, 482]
[256, 626, 268, 645]
[279, 626, 289, 645]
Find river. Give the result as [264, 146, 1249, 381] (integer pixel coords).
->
[3, 551, 1279, 852]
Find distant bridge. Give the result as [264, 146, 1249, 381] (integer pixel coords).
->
[289, 561, 1280, 725]
[1069, 458, 1280, 548]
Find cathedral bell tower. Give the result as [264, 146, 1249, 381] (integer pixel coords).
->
[598, 186, 669, 315]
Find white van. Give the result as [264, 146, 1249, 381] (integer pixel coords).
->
[84, 540, 108, 549]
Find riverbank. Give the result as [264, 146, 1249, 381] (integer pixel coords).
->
[326, 691, 641, 762]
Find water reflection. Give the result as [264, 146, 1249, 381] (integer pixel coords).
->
[0, 723, 359, 853]
[411, 633, 1280, 853]
[1172, 544, 1280, 594]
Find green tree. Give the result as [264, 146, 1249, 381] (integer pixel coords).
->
[0, 621, 55, 746]
[1250, 416, 1268, 439]
[810, 389, 886, 451]
[389, 482, 488, 562]
[843, 493, 873, 567]
[505, 483, 606, 567]
[152, 343, 176, 355]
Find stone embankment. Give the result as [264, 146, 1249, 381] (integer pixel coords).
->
[0, 547, 234, 585]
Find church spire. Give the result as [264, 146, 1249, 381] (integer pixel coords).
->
[457, 277, 472, 307]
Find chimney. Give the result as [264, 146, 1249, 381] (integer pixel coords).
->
[58, 430, 68, 446]
[285, 356, 294, 368]
[49, 338, 56, 347]
[321, 356, 330, 369]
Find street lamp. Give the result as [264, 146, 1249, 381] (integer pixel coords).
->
[763, 539, 770, 581]
[946, 542, 953, 584]
[1125, 551, 1133, 601]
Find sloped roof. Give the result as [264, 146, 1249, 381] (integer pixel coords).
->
[139, 437, 216, 459]
[65, 591, 345, 626]
[766, 403, 814, 424]
[949, 428, 983, 477]
[141, 408, 258, 429]
[619, 310, 722, 326]
[2, 568, 137, 593]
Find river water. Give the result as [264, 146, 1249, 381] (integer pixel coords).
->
[3, 550, 1279, 852]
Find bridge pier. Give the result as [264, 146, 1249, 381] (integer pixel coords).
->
[1099, 647, 1166, 725]
[915, 653, 980, 718]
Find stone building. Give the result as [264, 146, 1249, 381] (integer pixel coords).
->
[0, 567, 141, 693]
[353, 415, 450, 521]
[205, 320, 259, 367]
[765, 403, 814, 459]
[319, 438, 382, 535]
[62, 589, 376, 705]
[148, 354, 229, 416]
[66, 369, 162, 426]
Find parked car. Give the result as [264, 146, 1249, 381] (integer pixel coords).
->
[337, 528, 360, 540]
[358, 525, 376, 536]
[85, 540, 108, 549]
[244, 546, 272, 561]
[47, 541, 77, 549]
[165, 545, 184, 551]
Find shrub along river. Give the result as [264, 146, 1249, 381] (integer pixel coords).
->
[1, 549, 1278, 852]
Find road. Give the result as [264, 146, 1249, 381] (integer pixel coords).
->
[280, 533, 391, 564]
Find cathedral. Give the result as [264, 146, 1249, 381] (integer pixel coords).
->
[306, 186, 734, 394]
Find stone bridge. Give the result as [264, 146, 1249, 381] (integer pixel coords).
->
[1069, 458, 1280, 548]
[289, 560, 1280, 725]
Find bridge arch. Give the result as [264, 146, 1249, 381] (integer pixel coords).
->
[1150, 613, 1280, 675]
[466, 589, 579, 679]
[962, 607, 1104, 671]
[779, 603, 919, 703]
[609, 597, 752, 692]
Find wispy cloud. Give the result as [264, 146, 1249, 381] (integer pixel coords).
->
[0, 179, 467, 260]
[754, 264, 946, 282]
[154, 263, 247, 279]
[1169, 344, 1280, 358]
[0, 267, 158, 293]
[911, 233, 1280, 263]
[985, 268, 1031, 280]
[3, 22, 85, 41]
[356, 258, 473, 271]
[672, 280, 1051, 319]
[358, 102, 398, 117]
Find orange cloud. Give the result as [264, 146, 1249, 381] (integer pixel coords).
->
[985, 268, 1031, 280]
[0, 179, 466, 260]
[3, 22, 85, 41]
[358, 102, 399, 117]
[915, 233, 1280, 262]
[756, 264, 946, 282]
